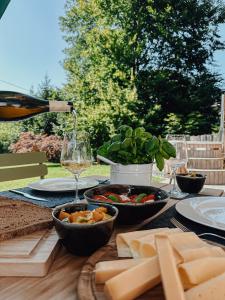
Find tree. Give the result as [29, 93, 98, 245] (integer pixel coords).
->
[21, 75, 64, 135]
[60, 0, 225, 149]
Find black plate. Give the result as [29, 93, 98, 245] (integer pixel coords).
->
[84, 184, 169, 225]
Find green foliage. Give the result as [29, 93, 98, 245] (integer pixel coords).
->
[141, 70, 222, 135]
[0, 123, 21, 153]
[97, 126, 176, 170]
[60, 0, 225, 147]
[21, 75, 64, 135]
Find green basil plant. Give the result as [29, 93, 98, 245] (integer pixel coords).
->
[97, 125, 176, 171]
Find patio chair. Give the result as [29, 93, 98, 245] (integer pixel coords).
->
[171, 93, 225, 184]
[0, 152, 48, 182]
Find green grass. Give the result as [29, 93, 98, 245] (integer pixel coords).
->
[0, 164, 110, 191]
[0, 163, 164, 191]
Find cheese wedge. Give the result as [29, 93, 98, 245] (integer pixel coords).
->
[129, 228, 172, 258]
[180, 246, 224, 262]
[104, 256, 160, 300]
[116, 228, 169, 257]
[95, 258, 148, 283]
[155, 235, 185, 300]
[179, 257, 225, 289]
[167, 231, 206, 251]
[185, 271, 225, 300]
[133, 228, 181, 258]
[167, 232, 224, 262]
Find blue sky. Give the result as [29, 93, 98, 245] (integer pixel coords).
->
[0, 0, 66, 93]
[0, 0, 225, 94]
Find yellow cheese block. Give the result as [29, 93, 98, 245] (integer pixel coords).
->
[179, 257, 225, 289]
[95, 258, 148, 283]
[104, 256, 160, 300]
[129, 228, 172, 258]
[185, 271, 225, 300]
[139, 239, 156, 258]
[116, 228, 169, 257]
[155, 235, 185, 300]
[180, 246, 224, 262]
[168, 232, 205, 251]
[135, 228, 181, 258]
[167, 232, 224, 262]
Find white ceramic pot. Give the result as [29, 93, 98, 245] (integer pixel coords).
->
[110, 163, 153, 186]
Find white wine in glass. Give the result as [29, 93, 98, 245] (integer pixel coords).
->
[61, 131, 92, 203]
[61, 161, 91, 174]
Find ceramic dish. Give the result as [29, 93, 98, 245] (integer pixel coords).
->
[84, 184, 169, 225]
[176, 197, 225, 231]
[28, 177, 99, 192]
[176, 173, 206, 193]
[52, 202, 118, 256]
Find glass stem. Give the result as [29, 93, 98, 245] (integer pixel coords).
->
[171, 167, 177, 192]
[74, 173, 80, 203]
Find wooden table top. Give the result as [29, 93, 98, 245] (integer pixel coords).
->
[0, 180, 224, 300]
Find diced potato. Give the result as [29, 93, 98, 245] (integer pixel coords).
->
[96, 207, 107, 213]
[70, 212, 79, 223]
[58, 207, 111, 224]
[103, 213, 112, 220]
[93, 210, 104, 221]
[59, 210, 71, 221]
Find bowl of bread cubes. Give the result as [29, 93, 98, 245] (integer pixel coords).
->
[52, 202, 118, 256]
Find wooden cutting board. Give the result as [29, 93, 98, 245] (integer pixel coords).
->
[77, 241, 165, 300]
[0, 228, 60, 277]
[0, 230, 46, 258]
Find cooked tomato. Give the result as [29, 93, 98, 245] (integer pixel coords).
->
[141, 194, 155, 203]
[93, 195, 110, 202]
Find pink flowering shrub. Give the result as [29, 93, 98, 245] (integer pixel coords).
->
[10, 132, 62, 162]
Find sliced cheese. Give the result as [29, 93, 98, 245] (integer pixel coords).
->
[129, 228, 172, 258]
[155, 235, 185, 300]
[104, 256, 160, 300]
[95, 258, 147, 283]
[167, 232, 224, 262]
[116, 228, 169, 257]
[139, 239, 156, 258]
[180, 246, 225, 263]
[185, 271, 225, 300]
[168, 232, 206, 251]
[179, 257, 225, 290]
[136, 228, 181, 258]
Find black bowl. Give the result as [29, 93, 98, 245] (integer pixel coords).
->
[84, 184, 169, 225]
[52, 202, 118, 256]
[176, 173, 206, 194]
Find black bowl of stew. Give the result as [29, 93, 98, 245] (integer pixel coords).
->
[84, 184, 169, 225]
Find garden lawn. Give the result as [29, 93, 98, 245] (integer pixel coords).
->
[0, 163, 110, 191]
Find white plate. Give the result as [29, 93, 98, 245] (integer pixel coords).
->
[28, 177, 99, 192]
[176, 197, 225, 231]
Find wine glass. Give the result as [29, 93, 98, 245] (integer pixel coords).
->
[166, 135, 188, 198]
[61, 131, 92, 203]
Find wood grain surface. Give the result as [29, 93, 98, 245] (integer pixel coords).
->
[0, 230, 46, 258]
[0, 247, 87, 300]
[77, 198, 178, 300]
[77, 241, 165, 300]
[0, 229, 59, 277]
[0, 179, 223, 300]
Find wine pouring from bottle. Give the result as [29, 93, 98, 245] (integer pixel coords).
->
[0, 91, 74, 121]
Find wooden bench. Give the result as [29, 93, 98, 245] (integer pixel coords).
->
[0, 152, 47, 182]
